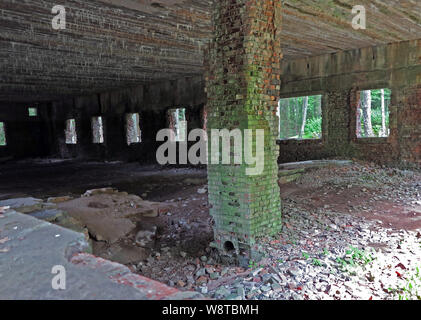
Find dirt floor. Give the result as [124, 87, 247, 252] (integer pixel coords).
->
[0, 159, 207, 201]
[0, 159, 420, 300]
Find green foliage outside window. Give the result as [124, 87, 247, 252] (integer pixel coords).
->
[28, 107, 37, 117]
[358, 89, 391, 138]
[0, 122, 6, 146]
[278, 95, 322, 140]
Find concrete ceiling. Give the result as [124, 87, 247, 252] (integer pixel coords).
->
[281, 0, 421, 58]
[0, 0, 212, 101]
[0, 0, 420, 102]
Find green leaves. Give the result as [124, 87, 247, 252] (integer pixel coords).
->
[312, 258, 322, 267]
[304, 117, 322, 139]
[335, 247, 374, 272]
[0, 122, 5, 146]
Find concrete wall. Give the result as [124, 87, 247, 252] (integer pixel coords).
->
[51, 76, 206, 163]
[0, 76, 206, 163]
[278, 39, 421, 168]
[2, 40, 420, 168]
[0, 102, 53, 159]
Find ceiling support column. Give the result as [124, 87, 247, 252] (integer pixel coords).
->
[205, 0, 283, 265]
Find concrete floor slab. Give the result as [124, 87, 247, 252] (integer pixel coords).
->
[0, 210, 202, 300]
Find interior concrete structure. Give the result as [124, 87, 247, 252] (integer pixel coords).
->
[0, 0, 420, 300]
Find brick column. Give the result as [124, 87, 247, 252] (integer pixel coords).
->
[205, 0, 283, 263]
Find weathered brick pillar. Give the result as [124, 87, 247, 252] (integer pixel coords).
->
[205, 0, 283, 263]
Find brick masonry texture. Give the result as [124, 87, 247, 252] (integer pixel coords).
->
[278, 40, 421, 168]
[205, 0, 283, 259]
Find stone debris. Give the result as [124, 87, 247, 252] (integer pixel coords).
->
[9, 162, 419, 300]
[197, 188, 207, 194]
[106, 243, 149, 265]
[135, 226, 157, 248]
[82, 187, 119, 197]
[125, 162, 420, 300]
[55, 190, 171, 244]
[47, 196, 73, 203]
[278, 168, 305, 184]
[0, 197, 45, 213]
[16, 188, 175, 267]
[28, 209, 65, 223]
[88, 217, 135, 244]
[0, 206, 10, 214]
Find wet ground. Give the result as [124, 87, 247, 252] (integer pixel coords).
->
[0, 159, 420, 300]
[0, 159, 207, 201]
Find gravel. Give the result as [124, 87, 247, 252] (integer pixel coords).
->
[197, 162, 421, 300]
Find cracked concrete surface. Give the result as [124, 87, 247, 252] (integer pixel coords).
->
[0, 209, 202, 300]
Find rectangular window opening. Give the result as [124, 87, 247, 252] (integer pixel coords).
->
[28, 107, 38, 117]
[126, 113, 141, 145]
[65, 119, 77, 144]
[356, 89, 391, 138]
[277, 95, 322, 140]
[91, 116, 104, 144]
[167, 108, 187, 142]
[0, 122, 6, 146]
